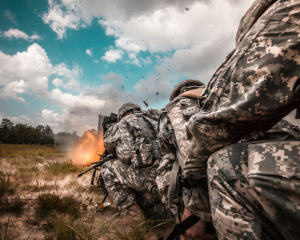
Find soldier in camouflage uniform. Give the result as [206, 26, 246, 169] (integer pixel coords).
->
[157, 79, 207, 219]
[181, 0, 300, 239]
[101, 102, 172, 223]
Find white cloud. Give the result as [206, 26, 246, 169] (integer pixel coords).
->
[4, 10, 18, 25]
[127, 53, 140, 66]
[3, 28, 42, 41]
[0, 43, 52, 96]
[94, 59, 99, 63]
[42, 0, 253, 72]
[0, 80, 28, 102]
[42, 0, 82, 39]
[53, 63, 82, 90]
[85, 48, 92, 57]
[52, 78, 64, 87]
[0, 114, 34, 126]
[102, 49, 124, 62]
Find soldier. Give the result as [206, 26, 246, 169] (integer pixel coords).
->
[180, 0, 300, 239]
[101, 102, 172, 225]
[156, 79, 219, 239]
[156, 80, 208, 217]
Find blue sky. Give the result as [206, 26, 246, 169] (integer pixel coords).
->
[0, 0, 257, 134]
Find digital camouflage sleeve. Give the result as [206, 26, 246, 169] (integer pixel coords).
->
[185, 0, 300, 180]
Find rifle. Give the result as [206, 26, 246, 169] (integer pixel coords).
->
[76, 153, 117, 179]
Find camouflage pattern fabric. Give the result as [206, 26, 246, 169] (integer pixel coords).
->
[157, 96, 212, 221]
[207, 140, 300, 240]
[101, 108, 173, 219]
[104, 109, 161, 165]
[101, 159, 171, 219]
[185, 0, 300, 180]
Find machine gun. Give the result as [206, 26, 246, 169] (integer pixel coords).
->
[76, 151, 117, 182]
[76, 151, 117, 211]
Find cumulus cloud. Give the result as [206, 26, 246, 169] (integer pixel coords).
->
[52, 78, 64, 87]
[53, 63, 82, 91]
[102, 49, 124, 62]
[0, 43, 52, 97]
[94, 59, 99, 63]
[0, 80, 29, 102]
[3, 28, 42, 41]
[42, 0, 253, 72]
[85, 48, 92, 57]
[4, 10, 18, 25]
[42, 0, 82, 39]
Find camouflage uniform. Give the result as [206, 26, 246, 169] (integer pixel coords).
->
[184, 0, 300, 238]
[101, 106, 171, 219]
[208, 121, 300, 239]
[157, 80, 209, 220]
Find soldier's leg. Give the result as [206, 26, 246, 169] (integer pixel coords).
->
[208, 142, 300, 240]
[101, 161, 137, 210]
[208, 147, 263, 240]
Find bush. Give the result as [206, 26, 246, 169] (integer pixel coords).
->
[35, 194, 80, 218]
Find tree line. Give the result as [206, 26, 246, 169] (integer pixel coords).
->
[0, 118, 55, 145]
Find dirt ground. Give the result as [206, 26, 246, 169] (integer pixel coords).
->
[0, 144, 175, 240]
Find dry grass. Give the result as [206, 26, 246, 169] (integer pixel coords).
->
[35, 193, 81, 218]
[44, 160, 82, 176]
[44, 216, 94, 240]
[0, 174, 16, 198]
[22, 182, 55, 192]
[0, 144, 63, 160]
[0, 218, 19, 240]
[0, 144, 175, 240]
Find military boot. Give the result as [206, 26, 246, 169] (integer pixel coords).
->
[119, 204, 145, 226]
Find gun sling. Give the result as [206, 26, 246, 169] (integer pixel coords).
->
[157, 215, 200, 240]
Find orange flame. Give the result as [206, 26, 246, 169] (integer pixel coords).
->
[68, 131, 105, 165]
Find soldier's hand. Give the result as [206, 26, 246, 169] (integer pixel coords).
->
[180, 208, 217, 240]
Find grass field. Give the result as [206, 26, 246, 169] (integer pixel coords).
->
[0, 144, 174, 240]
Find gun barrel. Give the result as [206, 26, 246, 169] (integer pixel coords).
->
[76, 154, 117, 178]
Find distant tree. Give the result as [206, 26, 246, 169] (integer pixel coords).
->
[0, 118, 54, 145]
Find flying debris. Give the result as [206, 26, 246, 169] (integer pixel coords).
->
[156, 92, 159, 95]
[143, 101, 148, 107]
[142, 76, 144, 78]
[122, 86, 124, 89]
[185, 8, 189, 11]
[126, 76, 128, 78]
[167, 69, 170, 71]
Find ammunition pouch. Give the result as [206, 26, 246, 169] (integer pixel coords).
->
[133, 139, 161, 169]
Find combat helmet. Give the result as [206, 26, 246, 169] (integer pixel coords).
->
[118, 102, 141, 120]
[170, 79, 205, 101]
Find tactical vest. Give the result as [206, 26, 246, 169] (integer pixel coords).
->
[127, 111, 161, 169]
